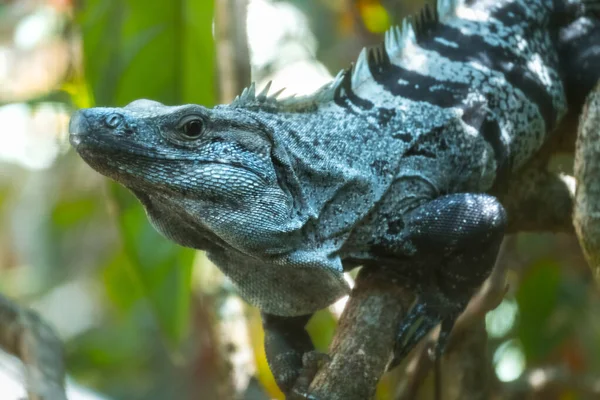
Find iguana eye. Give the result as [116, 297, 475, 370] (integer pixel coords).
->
[104, 113, 123, 129]
[180, 118, 204, 140]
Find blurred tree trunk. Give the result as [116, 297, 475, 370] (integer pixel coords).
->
[574, 81, 600, 283]
[215, 0, 252, 103]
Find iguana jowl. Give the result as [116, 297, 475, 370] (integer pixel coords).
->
[69, 0, 600, 394]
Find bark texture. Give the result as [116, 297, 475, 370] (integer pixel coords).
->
[0, 294, 67, 400]
[574, 81, 600, 283]
[306, 267, 415, 400]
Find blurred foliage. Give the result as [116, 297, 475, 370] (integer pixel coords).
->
[78, 1, 215, 107]
[357, 0, 392, 33]
[77, 0, 215, 347]
[0, 0, 599, 399]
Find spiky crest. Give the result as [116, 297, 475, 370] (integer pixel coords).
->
[231, 0, 460, 111]
[230, 81, 286, 109]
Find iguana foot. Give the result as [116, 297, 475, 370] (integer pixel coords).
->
[262, 313, 315, 395]
[390, 292, 466, 368]
[373, 193, 506, 369]
[288, 351, 331, 400]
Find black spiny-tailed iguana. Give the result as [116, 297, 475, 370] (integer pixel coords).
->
[69, 0, 600, 395]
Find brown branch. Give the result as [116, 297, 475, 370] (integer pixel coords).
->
[574, 80, 600, 283]
[305, 267, 415, 400]
[0, 294, 67, 400]
[439, 321, 491, 400]
[500, 167, 575, 234]
[495, 132, 576, 234]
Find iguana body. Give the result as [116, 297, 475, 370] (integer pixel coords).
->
[69, 0, 600, 394]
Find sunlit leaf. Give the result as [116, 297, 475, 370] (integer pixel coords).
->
[62, 72, 94, 109]
[358, 0, 391, 33]
[307, 309, 337, 352]
[0, 186, 8, 209]
[247, 308, 285, 400]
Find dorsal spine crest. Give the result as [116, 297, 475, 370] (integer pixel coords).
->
[231, 81, 287, 109]
[232, 0, 461, 111]
[338, 0, 461, 106]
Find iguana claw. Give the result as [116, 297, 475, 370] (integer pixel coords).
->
[289, 351, 331, 400]
[389, 294, 466, 369]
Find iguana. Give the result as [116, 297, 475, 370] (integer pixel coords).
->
[69, 0, 600, 395]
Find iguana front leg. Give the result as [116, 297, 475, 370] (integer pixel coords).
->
[384, 193, 506, 366]
[262, 313, 316, 395]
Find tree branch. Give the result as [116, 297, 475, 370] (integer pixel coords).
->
[574, 80, 600, 283]
[439, 321, 491, 400]
[215, 0, 251, 103]
[306, 267, 415, 400]
[0, 294, 67, 400]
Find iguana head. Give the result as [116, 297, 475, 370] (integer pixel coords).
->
[70, 99, 278, 194]
[69, 98, 352, 316]
[69, 99, 296, 254]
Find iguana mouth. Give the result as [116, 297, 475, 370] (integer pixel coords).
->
[71, 131, 270, 186]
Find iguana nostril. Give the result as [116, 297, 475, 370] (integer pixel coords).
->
[68, 110, 90, 135]
[104, 113, 124, 129]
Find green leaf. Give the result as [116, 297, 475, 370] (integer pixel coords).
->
[52, 197, 98, 228]
[307, 309, 338, 352]
[0, 186, 8, 210]
[102, 249, 143, 313]
[109, 184, 196, 347]
[79, 0, 215, 106]
[78, 0, 216, 346]
[516, 260, 570, 362]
